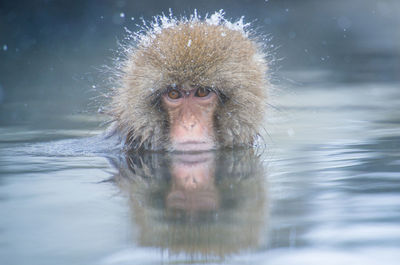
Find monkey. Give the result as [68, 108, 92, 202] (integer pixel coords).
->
[109, 11, 269, 152]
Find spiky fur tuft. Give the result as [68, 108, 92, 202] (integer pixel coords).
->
[110, 11, 269, 151]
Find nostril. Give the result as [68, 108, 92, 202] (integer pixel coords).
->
[181, 120, 196, 130]
[183, 124, 196, 130]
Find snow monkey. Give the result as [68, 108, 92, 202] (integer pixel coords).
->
[109, 11, 269, 152]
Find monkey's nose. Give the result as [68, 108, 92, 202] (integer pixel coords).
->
[182, 120, 196, 130]
[181, 116, 197, 130]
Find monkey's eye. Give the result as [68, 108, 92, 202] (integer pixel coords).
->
[167, 89, 182, 100]
[195, 87, 211, 97]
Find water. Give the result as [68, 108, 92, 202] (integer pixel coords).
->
[1, 66, 399, 265]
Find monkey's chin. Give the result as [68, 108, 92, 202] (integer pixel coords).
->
[170, 141, 216, 153]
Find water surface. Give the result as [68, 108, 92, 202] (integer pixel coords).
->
[1, 71, 399, 265]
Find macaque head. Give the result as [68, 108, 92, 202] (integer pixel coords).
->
[111, 11, 268, 152]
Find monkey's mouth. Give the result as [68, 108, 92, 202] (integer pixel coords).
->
[172, 141, 215, 153]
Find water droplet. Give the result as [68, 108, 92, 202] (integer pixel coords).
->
[2, 44, 7, 51]
[120, 13, 125, 18]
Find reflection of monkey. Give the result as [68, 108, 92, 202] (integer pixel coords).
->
[109, 12, 269, 152]
[110, 149, 267, 260]
[166, 152, 219, 215]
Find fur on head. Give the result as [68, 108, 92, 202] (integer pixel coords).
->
[110, 10, 269, 151]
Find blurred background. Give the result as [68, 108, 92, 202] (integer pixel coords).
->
[0, 0, 399, 130]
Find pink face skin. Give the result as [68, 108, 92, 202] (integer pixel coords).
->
[162, 83, 218, 152]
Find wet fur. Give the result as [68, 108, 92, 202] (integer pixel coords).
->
[110, 14, 269, 151]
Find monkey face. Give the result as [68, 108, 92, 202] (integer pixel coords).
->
[162, 83, 218, 152]
[111, 14, 268, 152]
